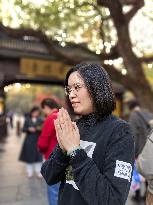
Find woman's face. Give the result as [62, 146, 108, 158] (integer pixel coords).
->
[67, 71, 94, 115]
[31, 110, 40, 118]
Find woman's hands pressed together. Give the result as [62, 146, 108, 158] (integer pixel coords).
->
[54, 108, 80, 152]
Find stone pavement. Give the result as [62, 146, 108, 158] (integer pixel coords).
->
[0, 128, 47, 205]
[0, 127, 146, 205]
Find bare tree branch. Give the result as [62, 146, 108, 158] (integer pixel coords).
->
[97, 0, 144, 6]
[125, 0, 144, 22]
[100, 45, 119, 59]
[140, 56, 153, 63]
[119, 0, 144, 6]
[97, 0, 109, 7]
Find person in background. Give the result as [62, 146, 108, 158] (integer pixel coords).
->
[136, 130, 153, 205]
[41, 63, 134, 205]
[19, 106, 43, 178]
[38, 98, 60, 205]
[7, 111, 14, 128]
[128, 99, 152, 158]
[128, 99, 152, 202]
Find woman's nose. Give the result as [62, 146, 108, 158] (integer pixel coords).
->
[69, 89, 77, 98]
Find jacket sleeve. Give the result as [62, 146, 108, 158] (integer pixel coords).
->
[41, 145, 70, 185]
[22, 118, 29, 133]
[38, 117, 55, 153]
[129, 113, 140, 157]
[136, 131, 153, 178]
[70, 122, 134, 205]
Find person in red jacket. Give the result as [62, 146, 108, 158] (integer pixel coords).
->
[38, 98, 60, 205]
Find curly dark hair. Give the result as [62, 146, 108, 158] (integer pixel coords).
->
[65, 63, 116, 119]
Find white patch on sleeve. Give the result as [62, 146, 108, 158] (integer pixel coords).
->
[114, 160, 132, 182]
[80, 140, 96, 158]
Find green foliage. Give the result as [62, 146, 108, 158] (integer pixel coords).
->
[3, 0, 116, 52]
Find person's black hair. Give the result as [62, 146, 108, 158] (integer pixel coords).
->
[41, 98, 60, 109]
[127, 99, 140, 110]
[65, 63, 116, 119]
[30, 106, 40, 116]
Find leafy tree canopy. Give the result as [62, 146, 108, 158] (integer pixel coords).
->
[0, 0, 153, 110]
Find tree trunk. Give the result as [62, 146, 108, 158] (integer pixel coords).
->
[106, 1, 153, 111]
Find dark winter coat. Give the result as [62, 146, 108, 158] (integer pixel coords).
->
[19, 116, 43, 163]
[41, 114, 134, 205]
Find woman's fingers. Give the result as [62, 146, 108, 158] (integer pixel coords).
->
[54, 119, 65, 150]
[54, 119, 63, 140]
[56, 108, 80, 151]
[62, 108, 73, 130]
[73, 122, 79, 134]
[55, 113, 80, 152]
[72, 122, 80, 138]
[54, 120, 60, 140]
[57, 108, 73, 131]
[63, 108, 72, 122]
[57, 109, 64, 125]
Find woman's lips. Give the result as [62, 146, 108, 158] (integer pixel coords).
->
[72, 102, 80, 107]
